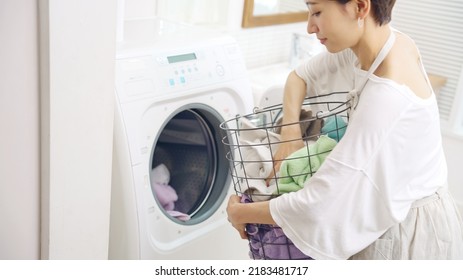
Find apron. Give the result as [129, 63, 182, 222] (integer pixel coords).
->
[350, 187, 463, 259]
[347, 28, 395, 115]
[346, 29, 463, 259]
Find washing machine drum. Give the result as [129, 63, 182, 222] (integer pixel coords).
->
[150, 107, 230, 225]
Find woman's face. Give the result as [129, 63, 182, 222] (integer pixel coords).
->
[305, 0, 360, 53]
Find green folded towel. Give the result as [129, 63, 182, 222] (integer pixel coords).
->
[275, 135, 337, 194]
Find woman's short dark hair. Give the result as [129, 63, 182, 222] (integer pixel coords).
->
[336, 0, 396, 26]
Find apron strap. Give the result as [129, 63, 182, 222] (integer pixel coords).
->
[348, 29, 396, 114]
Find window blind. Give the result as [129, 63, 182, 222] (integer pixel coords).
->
[392, 0, 463, 128]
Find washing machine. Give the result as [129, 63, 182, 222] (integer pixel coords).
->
[109, 32, 253, 259]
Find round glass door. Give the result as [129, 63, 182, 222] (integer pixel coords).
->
[150, 107, 229, 225]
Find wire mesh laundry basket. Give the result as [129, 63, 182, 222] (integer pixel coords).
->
[220, 92, 350, 260]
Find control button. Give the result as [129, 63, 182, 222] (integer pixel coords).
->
[169, 79, 175, 86]
[216, 64, 225, 76]
[180, 76, 186, 84]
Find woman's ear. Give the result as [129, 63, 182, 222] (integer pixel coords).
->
[356, 0, 371, 20]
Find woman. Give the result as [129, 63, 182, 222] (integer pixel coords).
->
[227, 0, 463, 259]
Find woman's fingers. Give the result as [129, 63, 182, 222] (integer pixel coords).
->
[266, 140, 305, 185]
[234, 223, 248, 239]
[227, 195, 248, 239]
[265, 160, 281, 186]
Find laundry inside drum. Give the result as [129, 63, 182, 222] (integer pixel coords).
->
[150, 108, 229, 224]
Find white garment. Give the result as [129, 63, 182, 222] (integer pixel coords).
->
[269, 30, 462, 259]
[235, 117, 280, 201]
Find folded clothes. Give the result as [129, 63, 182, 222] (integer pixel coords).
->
[276, 135, 337, 194]
[241, 195, 313, 260]
[321, 115, 347, 141]
[235, 117, 280, 201]
[246, 224, 313, 260]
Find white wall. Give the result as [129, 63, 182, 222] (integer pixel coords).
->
[39, 0, 117, 259]
[1, 0, 117, 260]
[0, 0, 40, 260]
[442, 134, 463, 214]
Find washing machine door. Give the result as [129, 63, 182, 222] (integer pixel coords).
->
[149, 105, 229, 225]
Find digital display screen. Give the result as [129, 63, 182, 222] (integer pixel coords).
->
[167, 53, 197, 64]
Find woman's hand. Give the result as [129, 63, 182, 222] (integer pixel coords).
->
[266, 138, 304, 186]
[226, 195, 247, 239]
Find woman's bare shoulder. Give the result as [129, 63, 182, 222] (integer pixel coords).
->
[379, 32, 432, 99]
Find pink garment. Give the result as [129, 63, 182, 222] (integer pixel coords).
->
[152, 182, 177, 211]
[151, 164, 190, 221]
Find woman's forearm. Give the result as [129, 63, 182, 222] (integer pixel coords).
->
[240, 200, 275, 225]
[268, 71, 307, 176]
[227, 195, 276, 225]
[280, 71, 307, 137]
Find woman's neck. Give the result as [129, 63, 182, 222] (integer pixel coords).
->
[351, 24, 391, 71]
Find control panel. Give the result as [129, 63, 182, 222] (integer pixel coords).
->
[115, 36, 246, 104]
[155, 48, 226, 90]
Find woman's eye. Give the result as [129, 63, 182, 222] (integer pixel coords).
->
[311, 11, 321, 17]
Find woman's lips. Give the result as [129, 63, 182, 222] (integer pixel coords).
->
[319, 38, 327, 45]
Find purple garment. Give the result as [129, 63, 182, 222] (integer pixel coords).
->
[241, 195, 313, 260]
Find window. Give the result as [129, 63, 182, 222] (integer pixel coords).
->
[392, 0, 463, 133]
[451, 68, 463, 134]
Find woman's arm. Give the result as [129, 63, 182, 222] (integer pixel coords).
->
[266, 71, 308, 184]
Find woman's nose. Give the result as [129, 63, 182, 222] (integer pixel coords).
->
[307, 16, 318, 34]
